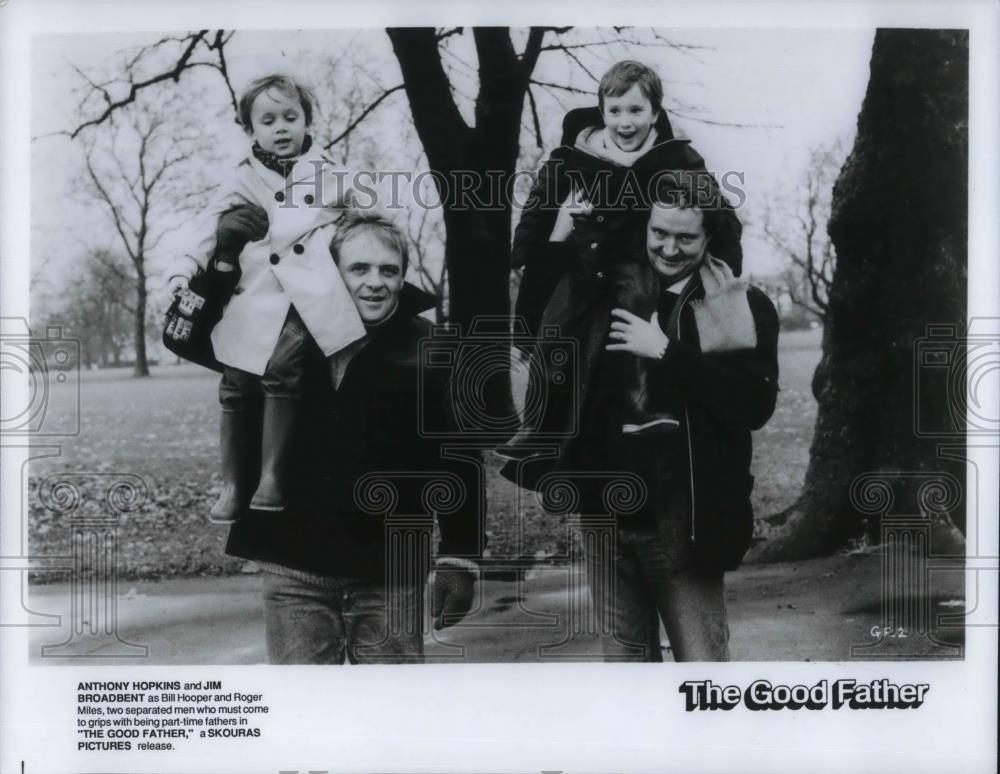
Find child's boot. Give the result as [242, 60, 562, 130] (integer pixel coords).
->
[493, 351, 562, 461]
[492, 421, 547, 461]
[209, 409, 259, 523]
[621, 356, 679, 436]
[250, 398, 298, 512]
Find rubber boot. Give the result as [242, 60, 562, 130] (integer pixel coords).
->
[249, 398, 298, 512]
[209, 409, 260, 524]
[621, 355, 679, 436]
[492, 422, 548, 461]
[493, 351, 558, 462]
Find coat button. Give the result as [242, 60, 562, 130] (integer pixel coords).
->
[304, 194, 315, 205]
[596, 215, 605, 223]
[590, 242, 598, 250]
[275, 191, 285, 203]
[293, 244, 305, 254]
[269, 254, 280, 265]
[596, 271, 605, 279]
[233, 286, 244, 295]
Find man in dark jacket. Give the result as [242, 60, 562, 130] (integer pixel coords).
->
[504, 171, 779, 661]
[498, 61, 744, 457]
[225, 211, 483, 664]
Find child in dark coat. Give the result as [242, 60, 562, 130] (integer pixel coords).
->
[496, 61, 743, 459]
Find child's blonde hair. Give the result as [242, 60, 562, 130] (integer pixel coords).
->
[238, 74, 317, 133]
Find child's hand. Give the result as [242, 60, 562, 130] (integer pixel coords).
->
[159, 275, 189, 308]
[606, 309, 669, 360]
[550, 189, 593, 242]
[213, 204, 269, 263]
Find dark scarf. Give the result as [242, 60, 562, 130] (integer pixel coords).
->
[251, 134, 314, 178]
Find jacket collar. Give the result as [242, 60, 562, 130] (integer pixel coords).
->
[560, 105, 676, 147]
[366, 282, 437, 333]
[396, 282, 437, 318]
[246, 137, 333, 187]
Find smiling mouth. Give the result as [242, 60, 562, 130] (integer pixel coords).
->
[360, 296, 386, 303]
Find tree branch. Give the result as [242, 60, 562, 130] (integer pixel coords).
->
[68, 31, 211, 139]
[436, 27, 464, 42]
[207, 30, 239, 119]
[528, 79, 591, 95]
[526, 85, 544, 149]
[521, 27, 546, 74]
[323, 84, 405, 150]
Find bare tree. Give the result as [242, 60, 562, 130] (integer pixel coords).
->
[77, 91, 216, 376]
[57, 27, 728, 403]
[406, 201, 448, 322]
[752, 30, 968, 561]
[761, 141, 846, 323]
[49, 250, 134, 368]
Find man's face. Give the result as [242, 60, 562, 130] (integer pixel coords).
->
[646, 204, 709, 284]
[337, 232, 405, 323]
[602, 84, 657, 152]
[250, 88, 308, 158]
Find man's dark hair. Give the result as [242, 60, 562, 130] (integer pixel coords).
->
[598, 60, 664, 112]
[329, 210, 410, 275]
[650, 169, 727, 243]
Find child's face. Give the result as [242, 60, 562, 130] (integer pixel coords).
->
[602, 84, 657, 152]
[249, 88, 308, 158]
[646, 203, 708, 284]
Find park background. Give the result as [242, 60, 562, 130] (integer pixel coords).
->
[20, 26, 972, 661]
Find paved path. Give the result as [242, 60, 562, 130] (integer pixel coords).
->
[27, 551, 964, 664]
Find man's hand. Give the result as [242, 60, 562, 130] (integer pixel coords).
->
[431, 559, 477, 630]
[214, 203, 269, 264]
[550, 188, 593, 242]
[606, 308, 670, 360]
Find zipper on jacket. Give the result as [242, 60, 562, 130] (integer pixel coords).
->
[673, 278, 700, 542]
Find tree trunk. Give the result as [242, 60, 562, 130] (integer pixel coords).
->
[133, 267, 150, 377]
[388, 27, 524, 430]
[752, 29, 968, 561]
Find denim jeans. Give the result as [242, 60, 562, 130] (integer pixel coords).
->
[582, 521, 730, 663]
[261, 568, 425, 664]
[218, 307, 312, 410]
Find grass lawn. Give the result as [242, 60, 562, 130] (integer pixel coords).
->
[27, 327, 823, 580]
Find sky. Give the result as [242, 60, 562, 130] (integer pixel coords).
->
[30, 26, 875, 296]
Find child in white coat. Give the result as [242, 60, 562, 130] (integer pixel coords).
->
[166, 74, 366, 522]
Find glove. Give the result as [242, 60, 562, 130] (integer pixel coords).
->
[213, 203, 269, 265]
[431, 557, 478, 630]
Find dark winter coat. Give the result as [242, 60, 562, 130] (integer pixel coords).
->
[225, 284, 483, 580]
[512, 106, 743, 340]
[505, 260, 780, 573]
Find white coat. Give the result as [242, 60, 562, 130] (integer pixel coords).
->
[171, 144, 366, 375]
